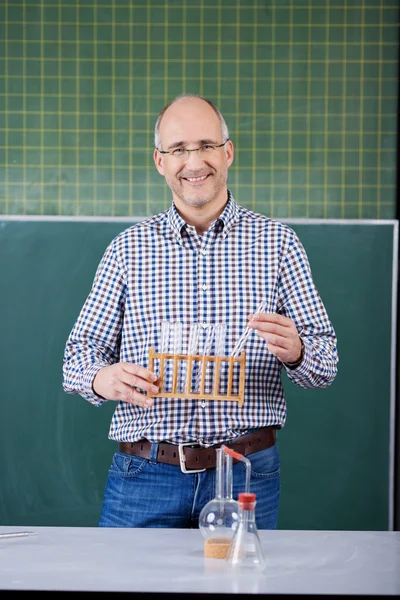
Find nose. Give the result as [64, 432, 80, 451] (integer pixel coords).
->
[184, 148, 205, 165]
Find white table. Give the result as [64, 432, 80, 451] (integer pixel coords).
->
[0, 526, 399, 596]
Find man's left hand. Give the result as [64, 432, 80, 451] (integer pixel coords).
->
[247, 312, 303, 364]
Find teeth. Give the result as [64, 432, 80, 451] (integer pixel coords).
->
[186, 175, 208, 182]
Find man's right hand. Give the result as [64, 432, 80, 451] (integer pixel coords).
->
[92, 363, 159, 408]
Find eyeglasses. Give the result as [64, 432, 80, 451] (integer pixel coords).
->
[157, 140, 229, 161]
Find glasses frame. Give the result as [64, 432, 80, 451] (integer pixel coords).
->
[157, 139, 230, 159]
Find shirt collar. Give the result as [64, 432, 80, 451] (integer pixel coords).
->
[217, 190, 239, 237]
[167, 190, 239, 242]
[167, 203, 187, 243]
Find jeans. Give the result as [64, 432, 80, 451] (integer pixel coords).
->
[99, 442, 280, 529]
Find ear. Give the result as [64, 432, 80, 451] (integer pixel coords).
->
[153, 149, 165, 176]
[225, 140, 234, 168]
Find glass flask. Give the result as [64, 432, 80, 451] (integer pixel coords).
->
[199, 448, 239, 559]
[225, 492, 267, 571]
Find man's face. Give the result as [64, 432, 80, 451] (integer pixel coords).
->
[153, 98, 234, 210]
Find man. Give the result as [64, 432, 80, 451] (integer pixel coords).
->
[63, 94, 338, 529]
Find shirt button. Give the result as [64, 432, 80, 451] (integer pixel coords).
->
[202, 322, 208, 328]
[202, 284, 207, 291]
[201, 401, 206, 408]
[202, 249, 207, 255]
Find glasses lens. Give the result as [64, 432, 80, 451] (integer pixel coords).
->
[170, 144, 223, 160]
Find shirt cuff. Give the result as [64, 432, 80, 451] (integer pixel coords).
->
[284, 337, 305, 370]
[82, 363, 109, 405]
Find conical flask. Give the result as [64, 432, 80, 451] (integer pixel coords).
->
[225, 492, 267, 571]
[199, 448, 239, 559]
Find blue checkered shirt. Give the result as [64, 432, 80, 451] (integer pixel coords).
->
[62, 193, 338, 447]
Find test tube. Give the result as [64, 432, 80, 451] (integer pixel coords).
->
[159, 320, 170, 391]
[196, 324, 215, 394]
[231, 300, 268, 358]
[171, 321, 183, 354]
[214, 323, 226, 356]
[204, 324, 215, 355]
[214, 323, 226, 394]
[160, 320, 170, 353]
[184, 322, 201, 392]
[171, 321, 183, 392]
[188, 322, 201, 355]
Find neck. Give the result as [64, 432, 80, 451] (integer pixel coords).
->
[173, 191, 229, 235]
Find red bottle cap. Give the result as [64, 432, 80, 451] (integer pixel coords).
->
[238, 492, 256, 507]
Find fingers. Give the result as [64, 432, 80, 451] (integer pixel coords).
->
[119, 384, 155, 409]
[249, 311, 292, 327]
[122, 362, 159, 382]
[109, 380, 153, 408]
[247, 312, 302, 363]
[116, 363, 159, 407]
[248, 312, 294, 339]
[121, 363, 159, 394]
[93, 362, 159, 409]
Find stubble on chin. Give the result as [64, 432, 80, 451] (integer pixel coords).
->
[165, 176, 207, 207]
[166, 173, 227, 208]
[182, 192, 214, 208]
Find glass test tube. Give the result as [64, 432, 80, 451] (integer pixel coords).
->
[196, 324, 215, 394]
[184, 322, 201, 393]
[171, 321, 183, 393]
[214, 323, 226, 394]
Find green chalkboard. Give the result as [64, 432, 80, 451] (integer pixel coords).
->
[0, 218, 397, 530]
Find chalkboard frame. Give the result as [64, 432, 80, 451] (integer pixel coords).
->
[0, 216, 398, 531]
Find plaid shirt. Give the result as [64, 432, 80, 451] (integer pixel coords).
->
[63, 193, 338, 447]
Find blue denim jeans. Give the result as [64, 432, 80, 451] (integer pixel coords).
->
[98, 441, 280, 529]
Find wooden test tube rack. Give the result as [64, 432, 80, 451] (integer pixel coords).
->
[147, 347, 246, 407]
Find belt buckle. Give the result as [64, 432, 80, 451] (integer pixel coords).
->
[178, 442, 206, 474]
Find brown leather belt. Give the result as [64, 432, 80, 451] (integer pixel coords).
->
[119, 427, 277, 473]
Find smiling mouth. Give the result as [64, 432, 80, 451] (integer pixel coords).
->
[182, 174, 210, 183]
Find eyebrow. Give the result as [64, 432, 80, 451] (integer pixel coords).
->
[166, 139, 218, 150]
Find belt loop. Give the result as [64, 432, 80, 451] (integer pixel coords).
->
[149, 442, 159, 464]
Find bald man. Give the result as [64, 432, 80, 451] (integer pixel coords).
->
[63, 94, 338, 530]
